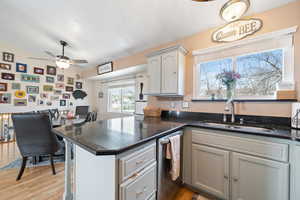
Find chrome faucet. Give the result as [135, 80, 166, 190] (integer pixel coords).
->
[225, 98, 235, 123]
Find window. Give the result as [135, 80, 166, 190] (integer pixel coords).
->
[108, 85, 135, 113]
[195, 49, 283, 99]
[193, 27, 296, 100]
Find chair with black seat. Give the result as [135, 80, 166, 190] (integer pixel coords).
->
[12, 113, 61, 181]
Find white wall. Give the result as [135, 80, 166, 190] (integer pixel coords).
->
[0, 43, 94, 113]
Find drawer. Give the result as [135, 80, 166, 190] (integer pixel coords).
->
[120, 163, 157, 200]
[120, 143, 156, 182]
[192, 130, 289, 162]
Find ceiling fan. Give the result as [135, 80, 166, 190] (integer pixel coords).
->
[28, 40, 88, 69]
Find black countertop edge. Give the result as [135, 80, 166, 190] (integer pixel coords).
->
[191, 99, 297, 102]
[53, 125, 186, 156]
[54, 122, 299, 156]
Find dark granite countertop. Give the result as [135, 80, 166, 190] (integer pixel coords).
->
[53, 115, 300, 155]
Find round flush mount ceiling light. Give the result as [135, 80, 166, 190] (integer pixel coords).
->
[220, 0, 250, 22]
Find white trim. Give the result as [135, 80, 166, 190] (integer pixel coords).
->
[193, 26, 298, 56]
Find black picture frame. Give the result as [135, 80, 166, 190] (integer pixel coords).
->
[97, 62, 113, 75]
[60, 99, 66, 106]
[75, 82, 83, 89]
[0, 63, 11, 70]
[34, 67, 44, 75]
[2, 52, 14, 62]
[1, 73, 15, 80]
[46, 65, 57, 75]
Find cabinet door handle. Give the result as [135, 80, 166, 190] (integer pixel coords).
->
[224, 175, 229, 180]
[233, 177, 239, 182]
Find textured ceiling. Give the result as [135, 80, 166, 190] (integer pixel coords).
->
[0, 0, 298, 68]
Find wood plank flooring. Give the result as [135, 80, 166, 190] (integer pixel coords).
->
[0, 142, 212, 200]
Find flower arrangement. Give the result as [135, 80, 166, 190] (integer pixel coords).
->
[216, 70, 241, 99]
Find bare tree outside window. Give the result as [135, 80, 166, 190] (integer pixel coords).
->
[197, 49, 283, 99]
[236, 49, 283, 98]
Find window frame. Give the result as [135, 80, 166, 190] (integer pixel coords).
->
[192, 27, 296, 100]
[107, 84, 135, 114]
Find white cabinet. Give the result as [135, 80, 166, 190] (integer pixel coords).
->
[192, 144, 230, 199]
[146, 45, 187, 96]
[189, 128, 291, 200]
[147, 55, 161, 94]
[231, 153, 289, 200]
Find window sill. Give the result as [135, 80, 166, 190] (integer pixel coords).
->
[191, 99, 297, 102]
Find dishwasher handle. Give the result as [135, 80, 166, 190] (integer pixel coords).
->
[160, 131, 183, 145]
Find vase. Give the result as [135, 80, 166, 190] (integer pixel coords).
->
[226, 82, 236, 100]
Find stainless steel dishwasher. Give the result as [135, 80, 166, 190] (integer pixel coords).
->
[157, 131, 183, 200]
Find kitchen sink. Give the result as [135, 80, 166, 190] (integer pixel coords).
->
[202, 122, 273, 132]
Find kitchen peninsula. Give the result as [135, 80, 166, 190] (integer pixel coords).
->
[54, 112, 300, 200]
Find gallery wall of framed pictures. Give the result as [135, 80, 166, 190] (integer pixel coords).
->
[0, 50, 88, 109]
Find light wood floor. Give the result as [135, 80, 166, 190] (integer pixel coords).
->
[0, 142, 212, 200]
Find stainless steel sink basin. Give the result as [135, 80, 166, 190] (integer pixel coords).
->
[202, 122, 273, 132]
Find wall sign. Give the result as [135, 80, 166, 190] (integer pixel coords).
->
[212, 18, 263, 43]
[97, 62, 113, 75]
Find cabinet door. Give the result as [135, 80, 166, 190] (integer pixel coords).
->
[231, 152, 289, 200]
[147, 55, 161, 94]
[161, 51, 178, 94]
[192, 144, 230, 199]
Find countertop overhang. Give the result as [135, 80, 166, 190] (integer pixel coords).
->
[53, 116, 300, 156]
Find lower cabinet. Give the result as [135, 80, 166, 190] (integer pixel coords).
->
[191, 144, 289, 200]
[231, 153, 289, 200]
[192, 144, 230, 199]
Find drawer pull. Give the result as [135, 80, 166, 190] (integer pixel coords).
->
[224, 175, 229, 180]
[136, 186, 148, 197]
[136, 160, 145, 165]
[129, 172, 139, 179]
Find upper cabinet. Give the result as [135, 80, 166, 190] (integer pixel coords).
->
[146, 45, 187, 96]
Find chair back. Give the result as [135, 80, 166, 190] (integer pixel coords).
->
[12, 113, 60, 157]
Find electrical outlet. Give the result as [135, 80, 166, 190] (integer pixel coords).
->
[182, 101, 189, 108]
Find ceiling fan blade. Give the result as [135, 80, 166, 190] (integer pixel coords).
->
[27, 57, 54, 61]
[44, 51, 56, 58]
[70, 59, 88, 64]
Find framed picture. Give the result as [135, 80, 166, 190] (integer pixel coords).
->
[21, 74, 40, 83]
[62, 93, 71, 99]
[50, 96, 59, 101]
[55, 83, 64, 89]
[60, 99, 66, 106]
[67, 77, 74, 85]
[46, 101, 52, 106]
[0, 93, 11, 104]
[65, 86, 74, 92]
[11, 83, 21, 90]
[54, 90, 62, 95]
[2, 52, 14, 62]
[75, 82, 82, 89]
[1, 73, 15, 80]
[0, 82, 7, 91]
[57, 74, 64, 82]
[0, 63, 11, 70]
[15, 90, 26, 98]
[46, 65, 56, 75]
[26, 86, 39, 94]
[28, 95, 36, 103]
[40, 93, 48, 99]
[46, 76, 55, 83]
[97, 62, 113, 75]
[16, 63, 27, 73]
[14, 99, 27, 106]
[43, 85, 53, 92]
[34, 67, 44, 75]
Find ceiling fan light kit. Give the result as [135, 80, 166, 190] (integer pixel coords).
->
[220, 0, 250, 22]
[28, 40, 88, 69]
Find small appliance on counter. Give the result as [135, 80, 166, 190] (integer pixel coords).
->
[292, 102, 300, 129]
